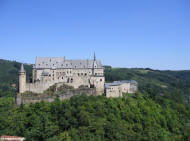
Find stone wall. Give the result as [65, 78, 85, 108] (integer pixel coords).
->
[16, 88, 95, 105]
[106, 83, 137, 98]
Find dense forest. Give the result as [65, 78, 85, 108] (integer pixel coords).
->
[0, 60, 190, 140]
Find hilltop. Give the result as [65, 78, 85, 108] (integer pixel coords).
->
[0, 59, 190, 140]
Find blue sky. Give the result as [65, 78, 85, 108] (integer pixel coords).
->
[0, 0, 190, 70]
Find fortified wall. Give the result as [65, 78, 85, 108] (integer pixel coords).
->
[16, 87, 95, 105]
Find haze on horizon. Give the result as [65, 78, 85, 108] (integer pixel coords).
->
[0, 0, 190, 70]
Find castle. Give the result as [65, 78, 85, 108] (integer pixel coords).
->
[105, 80, 138, 97]
[19, 54, 105, 95]
[19, 54, 138, 101]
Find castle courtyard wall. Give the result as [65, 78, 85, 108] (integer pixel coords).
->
[16, 88, 95, 105]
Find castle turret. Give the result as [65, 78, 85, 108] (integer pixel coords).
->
[94, 52, 96, 61]
[19, 64, 26, 93]
[92, 52, 97, 75]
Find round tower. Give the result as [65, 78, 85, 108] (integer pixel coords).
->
[19, 64, 26, 93]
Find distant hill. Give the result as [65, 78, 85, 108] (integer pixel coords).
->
[104, 66, 190, 102]
[0, 59, 190, 101]
[0, 59, 32, 97]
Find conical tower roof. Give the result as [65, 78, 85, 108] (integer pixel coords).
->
[20, 64, 26, 73]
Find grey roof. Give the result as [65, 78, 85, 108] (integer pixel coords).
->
[34, 57, 103, 69]
[105, 80, 138, 89]
[20, 64, 25, 73]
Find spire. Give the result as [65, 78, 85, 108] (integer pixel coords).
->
[20, 64, 25, 73]
[94, 52, 96, 61]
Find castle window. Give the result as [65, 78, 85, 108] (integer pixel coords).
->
[100, 79, 102, 82]
[75, 66, 76, 68]
[67, 78, 69, 83]
[50, 59, 51, 62]
[85, 73, 87, 76]
[78, 73, 80, 76]
[53, 64, 54, 66]
[62, 77, 63, 79]
[71, 78, 73, 83]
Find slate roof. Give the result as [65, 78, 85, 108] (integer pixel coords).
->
[105, 80, 138, 89]
[20, 64, 25, 72]
[34, 57, 103, 69]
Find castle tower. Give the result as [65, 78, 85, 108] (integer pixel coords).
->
[19, 64, 26, 93]
[94, 52, 96, 61]
[92, 52, 97, 76]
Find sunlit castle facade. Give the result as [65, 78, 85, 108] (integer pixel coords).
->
[19, 54, 105, 95]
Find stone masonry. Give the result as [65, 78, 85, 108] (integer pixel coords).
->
[19, 54, 105, 95]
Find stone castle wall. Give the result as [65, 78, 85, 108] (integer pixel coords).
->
[16, 88, 95, 105]
[106, 83, 138, 98]
[25, 67, 105, 95]
[26, 81, 56, 93]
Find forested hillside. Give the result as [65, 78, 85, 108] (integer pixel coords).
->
[1, 94, 190, 141]
[105, 66, 190, 103]
[0, 60, 190, 140]
[0, 59, 32, 97]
